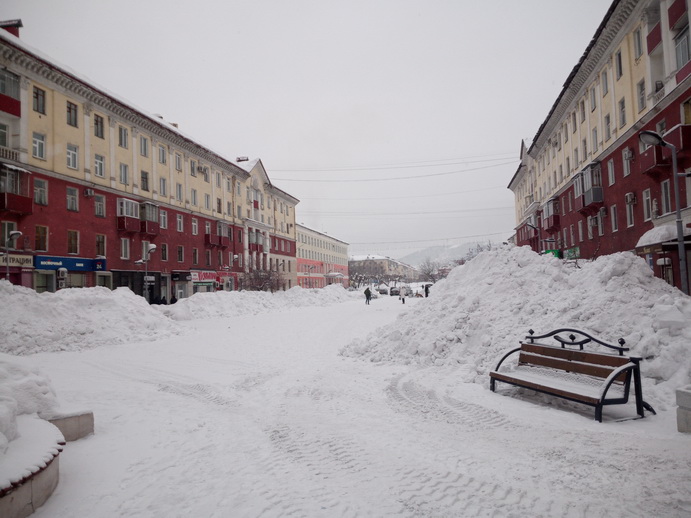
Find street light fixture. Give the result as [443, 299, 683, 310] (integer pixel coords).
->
[135, 243, 157, 302]
[4, 230, 22, 283]
[639, 130, 688, 295]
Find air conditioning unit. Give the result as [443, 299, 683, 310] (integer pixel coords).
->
[625, 192, 637, 205]
[623, 148, 634, 161]
[57, 268, 68, 279]
[58, 280, 66, 289]
[84, 188, 95, 197]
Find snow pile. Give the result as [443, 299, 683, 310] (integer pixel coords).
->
[158, 284, 360, 320]
[0, 359, 58, 454]
[0, 282, 181, 355]
[341, 245, 691, 406]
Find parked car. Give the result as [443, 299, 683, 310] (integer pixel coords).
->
[389, 287, 400, 296]
[377, 288, 388, 295]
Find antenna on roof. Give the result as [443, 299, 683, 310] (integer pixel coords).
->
[236, 156, 248, 162]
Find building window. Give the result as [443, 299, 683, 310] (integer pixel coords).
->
[175, 153, 182, 171]
[618, 98, 626, 127]
[176, 183, 183, 202]
[607, 159, 615, 186]
[177, 245, 184, 262]
[590, 87, 597, 111]
[227, 201, 232, 215]
[67, 230, 79, 254]
[626, 202, 635, 227]
[217, 198, 222, 213]
[94, 154, 105, 178]
[161, 243, 168, 261]
[159, 177, 167, 197]
[118, 126, 128, 148]
[0, 69, 19, 100]
[141, 171, 149, 191]
[205, 221, 211, 234]
[675, 26, 690, 70]
[119, 163, 129, 185]
[120, 238, 130, 260]
[205, 250, 211, 266]
[66, 144, 79, 169]
[96, 234, 106, 257]
[204, 193, 211, 210]
[591, 128, 598, 152]
[35, 225, 48, 252]
[578, 220, 583, 242]
[34, 178, 48, 205]
[92, 194, 105, 217]
[66, 186, 79, 211]
[159, 209, 168, 229]
[574, 148, 579, 166]
[190, 159, 197, 177]
[117, 198, 139, 218]
[602, 70, 608, 96]
[623, 149, 631, 176]
[140, 136, 149, 157]
[192, 248, 199, 265]
[177, 214, 184, 232]
[615, 50, 623, 79]
[582, 138, 588, 158]
[634, 28, 643, 59]
[33, 87, 45, 114]
[611, 205, 618, 232]
[191, 188, 198, 206]
[94, 114, 104, 138]
[0, 123, 6, 148]
[158, 145, 167, 164]
[32, 133, 46, 159]
[66, 102, 78, 127]
[643, 189, 652, 221]
[637, 80, 646, 112]
[661, 180, 672, 214]
[580, 100, 586, 122]
[215, 172, 221, 187]
[604, 114, 611, 141]
[192, 218, 198, 235]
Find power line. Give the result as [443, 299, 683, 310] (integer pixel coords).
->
[350, 231, 511, 246]
[272, 160, 517, 183]
[299, 206, 514, 217]
[298, 184, 508, 201]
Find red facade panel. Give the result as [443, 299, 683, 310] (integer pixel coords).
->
[668, 0, 687, 30]
[0, 192, 32, 214]
[676, 59, 691, 84]
[0, 94, 20, 117]
[638, 145, 670, 177]
[117, 215, 140, 233]
[647, 22, 662, 53]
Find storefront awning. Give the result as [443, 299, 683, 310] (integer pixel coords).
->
[636, 224, 691, 248]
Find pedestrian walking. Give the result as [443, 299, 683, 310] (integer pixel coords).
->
[400, 286, 406, 304]
[424, 284, 430, 298]
[364, 287, 371, 305]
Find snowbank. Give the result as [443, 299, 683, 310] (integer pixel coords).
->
[341, 246, 691, 407]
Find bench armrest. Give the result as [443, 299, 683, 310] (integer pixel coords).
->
[599, 362, 637, 401]
[493, 346, 522, 372]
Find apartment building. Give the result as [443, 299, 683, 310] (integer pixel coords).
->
[509, 0, 691, 292]
[0, 21, 297, 299]
[348, 255, 418, 285]
[296, 224, 349, 288]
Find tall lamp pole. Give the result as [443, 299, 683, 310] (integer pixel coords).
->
[135, 243, 157, 302]
[639, 130, 688, 295]
[4, 230, 22, 283]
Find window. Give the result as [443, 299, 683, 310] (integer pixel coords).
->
[67, 230, 79, 254]
[120, 238, 130, 260]
[591, 128, 598, 153]
[119, 163, 129, 185]
[67, 144, 79, 169]
[159, 209, 168, 229]
[158, 145, 167, 164]
[215, 172, 221, 187]
[637, 80, 646, 112]
[32, 133, 46, 159]
[566, 156, 570, 174]
[96, 234, 106, 257]
[177, 245, 184, 262]
[675, 26, 690, 70]
[604, 114, 611, 141]
[33, 87, 45, 114]
[205, 250, 211, 267]
[615, 50, 623, 79]
[643, 189, 652, 221]
[192, 248, 199, 265]
[618, 98, 626, 127]
[607, 159, 615, 186]
[580, 100, 586, 122]
[227, 201, 232, 215]
[590, 87, 597, 111]
[66, 187, 79, 211]
[204, 193, 211, 210]
[94, 114, 104, 138]
[177, 214, 184, 232]
[205, 221, 211, 234]
[574, 148, 579, 166]
[94, 154, 105, 178]
[117, 198, 140, 218]
[176, 183, 183, 202]
[0, 69, 19, 100]
[141, 171, 149, 191]
[564, 122, 569, 142]
[66, 102, 78, 127]
[661, 180, 672, 214]
[578, 220, 584, 242]
[34, 178, 48, 205]
[602, 70, 608, 96]
[95, 195, 105, 217]
[582, 138, 588, 158]
[190, 160, 197, 177]
[140, 136, 149, 157]
[237, 205, 242, 218]
[118, 126, 128, 148]
[191, 188, 198, 206]
[159, 177, 167, 197]
[217, 198, 222, 213]
[35, 225, 48, 251]
[611, 205, 618, 232]
[161, 243, 168, 261]
[175, 153, 182, 171]
[192, 218, 198, 235]
[0, 123, 6, 148]
[626, 202, 635, 227]
[634, 28, 643, 59]
[623, 149, 631, 176]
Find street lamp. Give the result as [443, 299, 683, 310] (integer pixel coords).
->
[639, 130, 688, 295]
[4, 230, 22, 283]
[306, 265, 315, 288]
[135, 243, 157, 302]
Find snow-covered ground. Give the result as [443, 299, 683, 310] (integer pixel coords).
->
[1, 246, 691, 517]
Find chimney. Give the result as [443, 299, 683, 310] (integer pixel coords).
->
[0, 19, 23, 38]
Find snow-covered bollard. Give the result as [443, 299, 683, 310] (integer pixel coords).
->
[678, 385, 691, 433]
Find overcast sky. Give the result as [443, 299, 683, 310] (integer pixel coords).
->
[2, 0, 612, 259]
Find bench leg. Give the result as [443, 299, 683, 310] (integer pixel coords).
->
[595, 404, 603, 423]
[490, 378, 496, 392]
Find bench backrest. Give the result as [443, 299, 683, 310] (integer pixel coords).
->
[518, 343, 629, 381]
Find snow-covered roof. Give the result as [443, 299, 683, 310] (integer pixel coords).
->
[635, 223, 691, 248]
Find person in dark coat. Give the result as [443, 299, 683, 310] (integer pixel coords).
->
[160, 296, 167, 305]
[425, 284, 430, 298]
[364, 287, 371, 305]
[170, 294, 178, 304]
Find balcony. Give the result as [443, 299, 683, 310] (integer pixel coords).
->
[662, 124, 691, 168]
[0, 191, 32, 214]
[647, 22, 662, 53]
[543, 213, 560, 234]
[140, 220, 160, 236]
[117, 215, 140, 233]
[219, 236, 230, 248]
[0, 166, 32, 215]
[639, 144, 670, 177]
[205, 233, 220, 247]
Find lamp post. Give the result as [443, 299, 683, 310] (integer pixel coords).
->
[4, 230, 22, 283]
[135, 243, 157, 302]
[639, 130, 688, 295]
[307, 265, 315, 288]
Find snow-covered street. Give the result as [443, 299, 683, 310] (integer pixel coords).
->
[18, 296, 691, 517]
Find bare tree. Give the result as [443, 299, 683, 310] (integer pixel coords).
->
[418, 258, 441, 282]
[244, 268, 285, 292]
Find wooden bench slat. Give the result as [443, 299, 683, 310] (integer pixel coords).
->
[521, 343, 629, 367]
[518, 352, 627, 381]
[490, 371, 602, 405]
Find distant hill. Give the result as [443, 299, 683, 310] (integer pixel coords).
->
[398, 242, 492, 267]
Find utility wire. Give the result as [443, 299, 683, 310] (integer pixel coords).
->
[350, 231, 511, 246]
[299, 206, 514, 216]
[298, 184, 507, 201]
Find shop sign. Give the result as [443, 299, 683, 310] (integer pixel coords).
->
[172, 272, 191, 281]
[564, 247, 581, 260]
[0, 254, 34, 268]
[34, 255, 106, 271]
[191, 270, 216, 283]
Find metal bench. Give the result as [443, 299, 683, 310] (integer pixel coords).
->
[489, 329, 655, 422]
